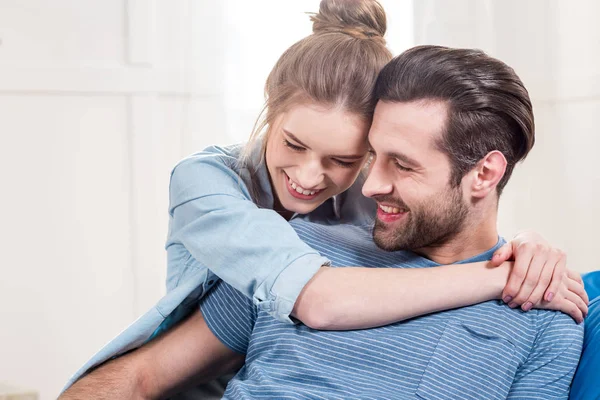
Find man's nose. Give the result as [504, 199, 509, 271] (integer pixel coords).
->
[362, 159, 393, 198]
[296, 159, 325, 189]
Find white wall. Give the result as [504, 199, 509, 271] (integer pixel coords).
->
[0, 0, 227, 398]
[413, 0, 600, 273]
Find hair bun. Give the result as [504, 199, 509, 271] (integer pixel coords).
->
[310, 0, 387, 43]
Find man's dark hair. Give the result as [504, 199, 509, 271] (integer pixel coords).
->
[374, 45, 535, 195]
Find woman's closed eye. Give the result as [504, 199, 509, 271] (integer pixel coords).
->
[332, 158, 358, 168]
[283, 138, 359, 168]
[283, 139, 305, 152]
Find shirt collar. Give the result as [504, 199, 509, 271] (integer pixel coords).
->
[401, 236, 506, 267]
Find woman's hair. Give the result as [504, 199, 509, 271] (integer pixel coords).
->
[240, 0, 392, 168]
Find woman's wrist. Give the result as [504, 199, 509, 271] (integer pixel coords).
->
[488, 261, 512, 299]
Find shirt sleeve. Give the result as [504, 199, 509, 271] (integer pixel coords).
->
[169, 152, 330, 324]
[507, 311, 584, 399]
[200, 281, 257, 354]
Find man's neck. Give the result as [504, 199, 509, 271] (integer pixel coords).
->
[414, 213, 499, 265]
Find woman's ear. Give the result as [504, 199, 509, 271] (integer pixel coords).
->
[470, 151, 508, 198]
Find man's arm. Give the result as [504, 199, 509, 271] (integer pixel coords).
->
[60, 310, 244, 400]
[507, 311, 584, 399]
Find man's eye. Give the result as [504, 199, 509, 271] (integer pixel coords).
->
[394, 161, 412, 172]
[283, 139, 305, 152]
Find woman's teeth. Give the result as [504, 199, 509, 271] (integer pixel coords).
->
[288, 177, 318, 196]
[379, 205, 405, 214]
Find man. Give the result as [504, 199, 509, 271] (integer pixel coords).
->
[61, 46, 584, 399]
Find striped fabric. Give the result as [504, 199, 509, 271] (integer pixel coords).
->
[201, 220, 583, 400]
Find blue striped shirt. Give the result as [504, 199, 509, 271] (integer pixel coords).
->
[201, 220, 583, 399]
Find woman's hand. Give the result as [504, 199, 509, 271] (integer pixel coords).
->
[491, 230, 589, 321]
[535, 269, 589, 323]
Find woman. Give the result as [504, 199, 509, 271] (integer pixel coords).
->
[62, 0, 587, 396]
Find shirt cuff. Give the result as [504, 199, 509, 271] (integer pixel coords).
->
[254, 253, 330, 324]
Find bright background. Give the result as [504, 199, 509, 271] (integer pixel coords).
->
[0, 1, 598, 398]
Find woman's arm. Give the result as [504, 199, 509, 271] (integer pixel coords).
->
[294, 261, 510, 330]
[294, 230, 588, 330]
[171, 151, 587, 330]
[294, 259, 587, 330]
[169, 154, 330, 324]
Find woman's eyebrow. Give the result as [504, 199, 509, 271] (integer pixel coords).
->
[283, 130, 310, 149]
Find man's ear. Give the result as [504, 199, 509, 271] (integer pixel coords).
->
[469, 151, 507, 198]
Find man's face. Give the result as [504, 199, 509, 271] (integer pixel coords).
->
[362, 100, 469, 252]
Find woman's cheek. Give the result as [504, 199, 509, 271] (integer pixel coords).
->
[274, 145, 295, 165]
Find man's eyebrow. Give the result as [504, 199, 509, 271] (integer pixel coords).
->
[284, 129, 366, 159]
[387, 151, 422, 168]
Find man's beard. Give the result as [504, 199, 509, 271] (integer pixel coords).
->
[373, 185, 469, 252]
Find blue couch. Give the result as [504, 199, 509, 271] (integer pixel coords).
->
[570, 271, 600, 399]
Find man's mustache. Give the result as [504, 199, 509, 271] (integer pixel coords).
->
[372, 195, 410, 211]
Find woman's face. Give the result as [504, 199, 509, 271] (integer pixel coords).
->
[265, 103, 370, 215]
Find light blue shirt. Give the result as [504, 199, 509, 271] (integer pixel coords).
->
[62, 142, 374, 392]
[165, 143, 374, 324]
[202, 220, 584, 399]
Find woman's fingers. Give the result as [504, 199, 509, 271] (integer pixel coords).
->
[567, 268, 586, 287]
[491, 242, 513, 267]
[499, 237, 583, 322]
[542, 250, 566, 302]
[563, 288, 587, 323]
[502, 242, 535, 304]
[566, 272, 590, 309]
[522, 250, 562, 311]
[541, 276, 587, 323]
[510, 252, 546, 309]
